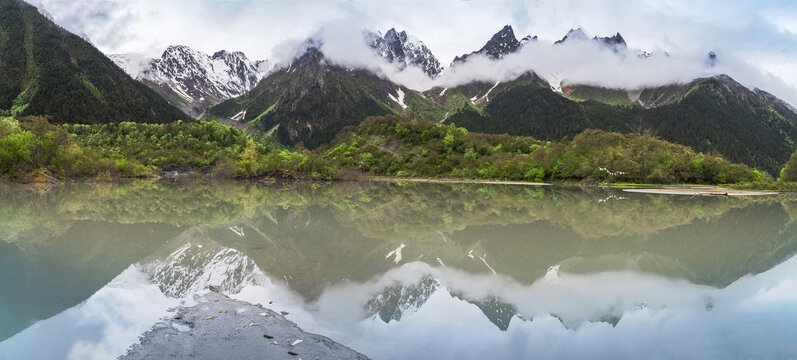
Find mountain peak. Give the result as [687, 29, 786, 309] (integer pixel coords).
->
[555, 29, 628, 52]
[451, 24, 532, 66]
[493, 25, 517, 41]
[593, 32, 627, 52]
[555, 28, 588, 44]
[482, 25, 521, 57]
[366, 28, 443, 78]
[212, 50, 248, 60]
[164, 44, 194, 54]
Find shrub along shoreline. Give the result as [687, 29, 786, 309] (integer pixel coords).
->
[1, 115, 796, 190]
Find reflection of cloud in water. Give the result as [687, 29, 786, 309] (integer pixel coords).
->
[236, 257, 797, 360]
[0, 266, 183, 360]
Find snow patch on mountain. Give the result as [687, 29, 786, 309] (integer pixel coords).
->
[388, 88, 408, 109]
[542, 72, 565, 93]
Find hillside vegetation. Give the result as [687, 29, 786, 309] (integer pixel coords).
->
[0, 116, 251, 179]
[2, 115, 792, 187]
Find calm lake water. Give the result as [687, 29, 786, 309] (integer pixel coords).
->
[1, 180, 796, 359]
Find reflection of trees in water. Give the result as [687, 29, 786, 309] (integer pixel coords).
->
[2, 180, 794, 245]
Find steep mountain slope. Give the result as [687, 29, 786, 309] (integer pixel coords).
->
[434, 73, 797, 175]
[0, 0, 186, 123]
[365, 28, 443, 78]
[111, 46, 269, 117]
[205, 46, 445, 148]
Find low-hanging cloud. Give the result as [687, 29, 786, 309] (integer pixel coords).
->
[271, 20, 797, 107]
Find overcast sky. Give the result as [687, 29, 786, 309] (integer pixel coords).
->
[29, 0, 797, 104]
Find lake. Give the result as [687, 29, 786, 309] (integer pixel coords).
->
[0, 180, 796, 359]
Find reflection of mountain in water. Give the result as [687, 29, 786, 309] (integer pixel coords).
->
[453, 295, 518, 331]
[365, 275, 440, 323]
[362, 275, 519, 331]
[142, 228, 265, 298]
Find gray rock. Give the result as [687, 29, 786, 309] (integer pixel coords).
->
[121, 291, 368, 360]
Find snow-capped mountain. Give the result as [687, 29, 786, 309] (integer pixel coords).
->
[142, 228, 266, 298]
[365, 28, 444, 78]
[451, 25, 533, 66]
[554, 28, 588, 44]
[110, 45, 270, 117]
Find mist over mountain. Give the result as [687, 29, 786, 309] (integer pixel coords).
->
[265, 23, 797, 109]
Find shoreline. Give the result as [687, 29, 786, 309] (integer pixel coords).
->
[622, 187, 780, 196]
[367, 177, 551, 186]
[4, 172, 793, 195]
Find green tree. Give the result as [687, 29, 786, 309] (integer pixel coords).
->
[779, 150, 797, 182]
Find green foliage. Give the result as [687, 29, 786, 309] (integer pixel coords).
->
[0, 131, 34, 176]
[325, 115, 760, 184]
[778, 149, 797, 182]
[66, 120, 250, 170]
[564, 85, 634, 106]
[0, 117, 338, 181]
[0, 116, 21, 136]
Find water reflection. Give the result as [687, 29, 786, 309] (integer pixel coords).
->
[0, 180, 795, 359]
